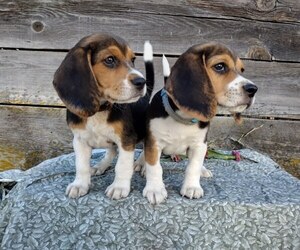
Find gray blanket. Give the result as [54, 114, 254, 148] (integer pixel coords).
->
[0, 149, 299, 249]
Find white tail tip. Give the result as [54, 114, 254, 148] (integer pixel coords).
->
[144, 41, 153, 62]
[162, 54, 170, 77]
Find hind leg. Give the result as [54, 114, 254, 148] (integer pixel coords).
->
[91, 145, 117, 175]
[200, 165, 213, 178]
[134, 151, 146, 177]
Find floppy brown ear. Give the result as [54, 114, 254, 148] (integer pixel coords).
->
[53, 46, 101, 117]
[165, 52, 217, 122]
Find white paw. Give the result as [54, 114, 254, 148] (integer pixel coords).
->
[200, 167, 213, 178]
[143, 184, 168, 204]
[105, 181, 130, 200]
[180, 184, 204, 199]
[66, 180, 90, 198]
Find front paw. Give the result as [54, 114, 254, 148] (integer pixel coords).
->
[105, 181, 130, 200]
[66, 180, 90, 198]
[143, 184, 168, 205]
[180, 184, 204, 199]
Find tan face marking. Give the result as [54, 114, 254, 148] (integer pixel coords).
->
[92, 45, 144, 103]
[204, 52, 254, 111]
[205, 54, 239, 100]
[125, 47, 136, 65]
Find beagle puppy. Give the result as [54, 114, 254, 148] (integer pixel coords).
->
[140, 42, 258, 204]
[53, 33, 154, 199]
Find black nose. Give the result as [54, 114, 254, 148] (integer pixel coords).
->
[243, 83, 258, 98]
[132, 77, 146, 89]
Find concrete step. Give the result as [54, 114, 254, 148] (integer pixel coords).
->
[0, 149, 299, 249]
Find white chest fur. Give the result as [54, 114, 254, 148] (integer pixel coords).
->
[71, 112, 120, 148]
[150, 117, 208, 155]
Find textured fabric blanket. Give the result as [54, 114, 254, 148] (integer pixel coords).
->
[0, 149, 299, 249]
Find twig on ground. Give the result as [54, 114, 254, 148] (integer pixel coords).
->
[237, 124, 264, 143]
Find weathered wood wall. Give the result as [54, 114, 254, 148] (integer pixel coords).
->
[0, 0, 299, 175]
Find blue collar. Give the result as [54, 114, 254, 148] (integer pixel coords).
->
[161, 89, 199, 125]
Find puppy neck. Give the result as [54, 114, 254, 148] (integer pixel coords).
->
[161, 88, 199, 125]
[98, 101, 112, 112]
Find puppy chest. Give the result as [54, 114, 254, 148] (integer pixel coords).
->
[150, 118, 208, 155]
[72, 112, 120, 148]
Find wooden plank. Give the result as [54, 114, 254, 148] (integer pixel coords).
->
[1, 1, 298, 25]
[237, 60, 300, 119]
[0, 50, 65, 106]
[209, 117, 300, 179]
[184, 0, 300, 23]
[1, 50, 299, 118]
[209, 117, 300, 160]
[0, 106, 73, 171]
[0, 1, 299, 61]
[0, 105, 299, 172]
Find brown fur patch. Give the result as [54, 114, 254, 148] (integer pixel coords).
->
[68, 104, 94, 118]
[79, 34, 108, 47]
[92, 60, 128, 90]
[145, 132, 159, 166]
[233, 113, 243, 124]
[169, 94, 214, 122]
[236, 57, 245, 73]
[125, 46, 135, 64]
[68, 119, 87, 130]
[110, 120, 123, 137]
[109, 121, 135, 151]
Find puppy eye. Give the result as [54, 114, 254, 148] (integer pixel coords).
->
[213, 63, 227, 73]
[104, 56, 116, 67]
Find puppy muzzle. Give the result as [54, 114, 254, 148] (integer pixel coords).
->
[243, 83, 258, 98]
[131, 77, 146, 91]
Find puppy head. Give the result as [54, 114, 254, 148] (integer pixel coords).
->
[53, 33, 146, 117]
[165, 42, 257, 122]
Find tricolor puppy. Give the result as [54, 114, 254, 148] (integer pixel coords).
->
[53, 33, 154, 199]
[142, 42, 258, 204]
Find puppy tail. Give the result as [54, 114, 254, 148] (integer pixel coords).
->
[162, 54, 170, 84]
[144, 41, 154, 101]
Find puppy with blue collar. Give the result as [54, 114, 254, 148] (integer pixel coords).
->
[139, 43, 258, 204]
